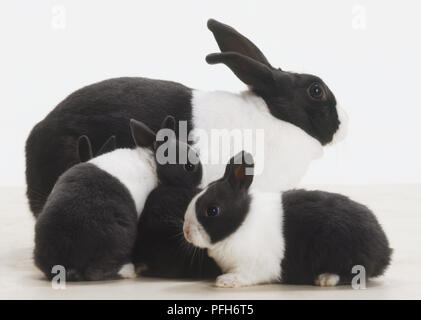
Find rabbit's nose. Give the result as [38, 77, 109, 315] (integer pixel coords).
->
[184, 225, 192, 242]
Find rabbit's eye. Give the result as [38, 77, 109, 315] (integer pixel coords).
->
[206, 206, 220, 217]
[184, 163, 195, 171]
[308, 82, 325, 100]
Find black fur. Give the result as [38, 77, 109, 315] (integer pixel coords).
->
[26, 77, 193, 216]
[133, 134, 221, 278]
[194, 152, 392, 285]
[133, 186, 221, 278]
[34, 163, 137, 281]
[25, 19, 341, 217]
[155, 140, 203, 189]
[78, 135, 117, 163]
[96, 135, 117, 156]
[77, 135, 93, 162]
[280, 189, 392, 285]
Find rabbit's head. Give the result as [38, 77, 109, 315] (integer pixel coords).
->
[206, 19, 347, 145]
[130, 116, 202, 188]
[183, 151, 254, 248]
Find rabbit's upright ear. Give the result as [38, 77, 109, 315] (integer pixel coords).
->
[206, 52, 275, 92]
[160, 115, 176, 131]
[77, 135, 93, 162]
[156, 115, 177, 149]
[96, 135, 116, 156]
[130, 119, 156, 148]
[207, 19, 272, 68]
[223, 151, 254, 189]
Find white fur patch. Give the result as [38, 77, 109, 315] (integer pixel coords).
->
[90, 147, 158, 216]
[118, 263, 136, 279]
[187, 190, 285, 287]
[190, 90, 323, 192]
[183, 189, 212, 248]
[330, 103, 349, 145]
[315, 273, 340, 287]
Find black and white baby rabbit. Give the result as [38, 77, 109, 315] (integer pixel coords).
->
[183, 152, 392, 287]
[132, 131, 221, 279]
[26, 18, 347, 217]
[34, 117, 178, 281]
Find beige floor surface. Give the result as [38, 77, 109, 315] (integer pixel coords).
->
[1, 185, 420, 300]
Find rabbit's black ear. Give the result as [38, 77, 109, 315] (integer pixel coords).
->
[207, 19, 272, 68]
[206, 52, 275, 92]
[77, 135, 93, 162]
[223, 151, 254, 189]
[160, 115, 176, 131]
[96, 135, 116, 156]
[130, 119, 156, 148]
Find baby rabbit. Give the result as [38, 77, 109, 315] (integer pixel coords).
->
[132, 132, 221, 279]
[34, 116, 179, 281]
[183, 152, 392, 287]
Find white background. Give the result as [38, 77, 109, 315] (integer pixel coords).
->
[1, 0, 420, 187]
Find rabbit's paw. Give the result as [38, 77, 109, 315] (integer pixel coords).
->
[118, 263, 137, 279]
[215, 273, 246, 288]
[315, 273, 340, 287]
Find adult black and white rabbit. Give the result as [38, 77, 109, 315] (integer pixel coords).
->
[34, 116, 189, 281]
[133, 135, 221, 279]
[26, 18, 347, 217]
[183, 152, 392, 287]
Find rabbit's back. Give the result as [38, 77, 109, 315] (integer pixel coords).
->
[281, 189, 392, 285]
[34, 163, 138, 281]
[26, 77, 193, 217]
